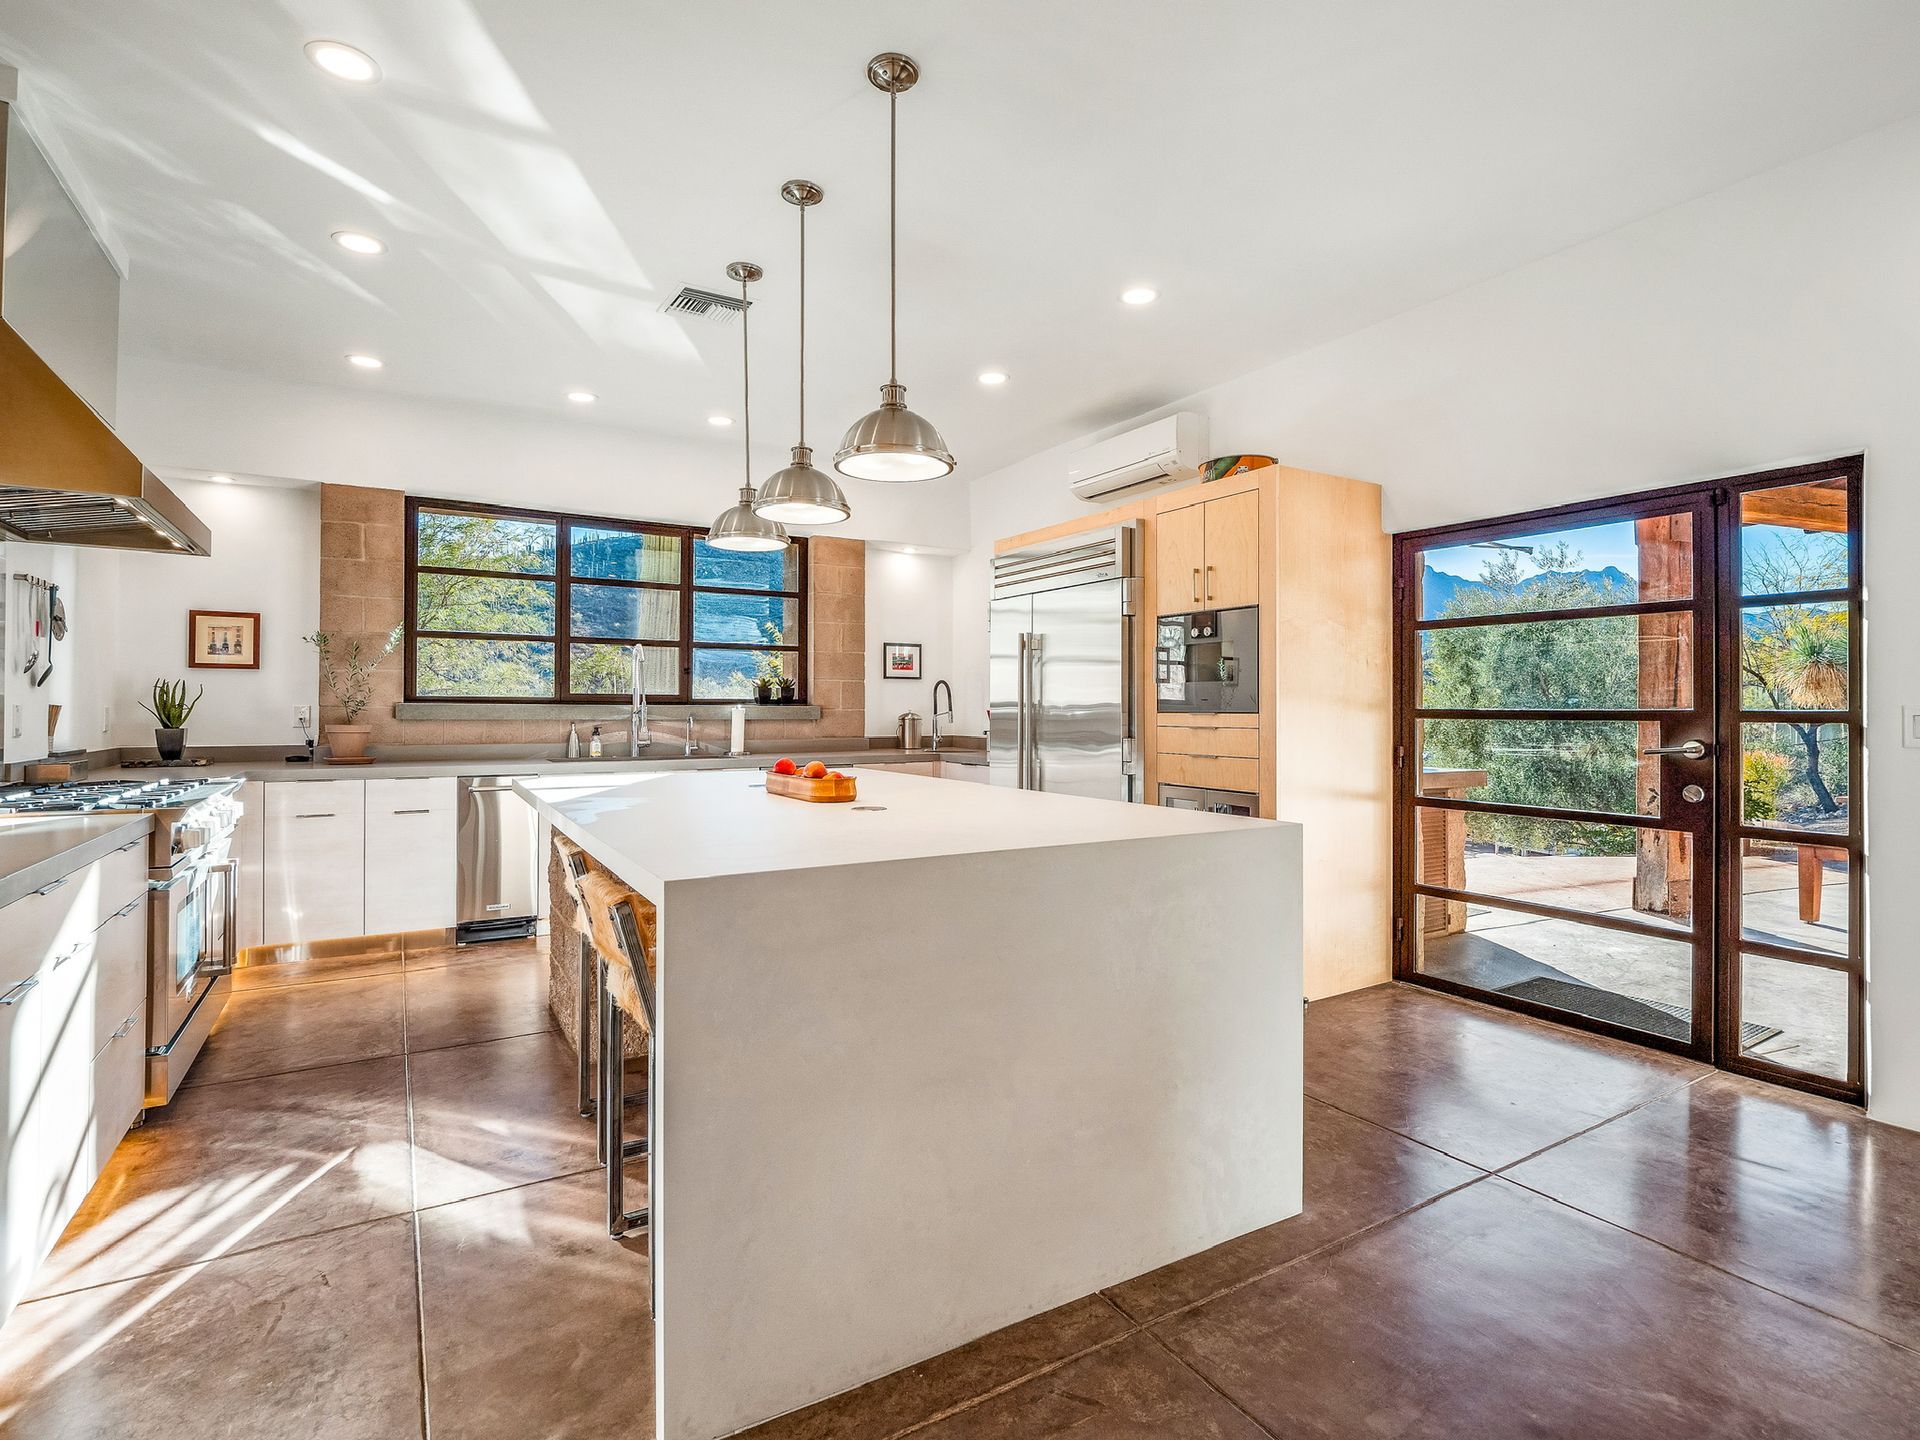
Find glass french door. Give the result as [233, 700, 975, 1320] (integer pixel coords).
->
[1393, 457, 1864, 1103]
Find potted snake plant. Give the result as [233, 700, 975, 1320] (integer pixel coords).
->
[140, 678, 203, 762]
[304, 626, 401, 762]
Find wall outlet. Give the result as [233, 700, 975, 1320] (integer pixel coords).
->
[293, 705, 311, 730]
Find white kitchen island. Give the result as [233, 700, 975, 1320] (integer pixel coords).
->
[515, 766, 1303, 1440]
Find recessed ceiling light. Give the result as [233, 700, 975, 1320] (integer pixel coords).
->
[331, 229, 385, 256]
[902, 546, 917, 554]
[567, 391, 597, 404]
[707, 414, 733, 427]
[1120, 286, 1158, 306]
[977, 370, 1008, 386]
[346, 353, 384, 369]
[305, 40, 380, 84]
[207, 474, 235, 484]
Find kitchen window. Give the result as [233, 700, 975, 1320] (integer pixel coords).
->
[404, 497, 807, 703]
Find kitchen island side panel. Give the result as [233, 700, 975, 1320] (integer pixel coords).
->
[652, 824, 1301, 1440]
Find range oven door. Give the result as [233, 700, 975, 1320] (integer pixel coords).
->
[145, 850, 237, 1105]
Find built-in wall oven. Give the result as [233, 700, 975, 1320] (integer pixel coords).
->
[1155, 605, 1258, 713]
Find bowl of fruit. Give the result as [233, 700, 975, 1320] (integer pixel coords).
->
[765, 757, 857, 803]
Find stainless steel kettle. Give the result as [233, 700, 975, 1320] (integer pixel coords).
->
[897, 712, 924, 751]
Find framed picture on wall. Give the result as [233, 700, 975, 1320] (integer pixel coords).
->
[883, 641, 922, 679]
[188, 610, 261, 669]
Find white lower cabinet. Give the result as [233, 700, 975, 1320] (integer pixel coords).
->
[263, 781, 367, 947]
[233, 779, 266, 953]
[364, 778, 457, 934]
[1, 841, 150, 1326]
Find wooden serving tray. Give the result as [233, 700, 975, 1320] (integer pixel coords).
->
[765, 770, 857, 803]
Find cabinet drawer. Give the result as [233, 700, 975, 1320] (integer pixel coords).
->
[367, 777, 455, 814]
[264, 781, 366, 947]
[1, 851, 117, 993]
[91, 1002, 146, 1173]
[364, 805, 456, 935]
[1158, 753, 1260, 794]
[93, 835, 151, 920]
[265, 780, 366, 824]
[91, 892, 147, 1058]
[1158, 725, 1259, 759]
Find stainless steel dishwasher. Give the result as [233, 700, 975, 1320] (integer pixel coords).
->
[457, 775, 540, 943]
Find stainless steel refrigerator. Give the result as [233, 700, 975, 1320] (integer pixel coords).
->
[988, 523, 1140, 801]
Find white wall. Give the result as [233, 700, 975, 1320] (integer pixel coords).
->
[953, 115, 1920, 1130]
[864, 545, 955, 738]
[109, 479, 320, 749]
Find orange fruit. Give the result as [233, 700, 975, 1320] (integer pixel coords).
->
[803, 761, 828, 779]
[771, 757, 798, 775]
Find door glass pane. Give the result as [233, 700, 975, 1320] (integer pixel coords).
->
[1416, 898, 1697, 1041]
[1419, 613, 1692, 710]
[1417, 512, 1692, 621]
[694, 593, 800, 645]
[416, 509, 556, 574]
[693, 540, 800, 592]
[1738, 952, 1848, 1080]
[1414, 809, 1692, 932]
[571, 525, 681, 583]
[1420, 719, 1643, 816]
[414, 574, 555, 635]
[1740, 842, 1850, 957]
[1740, 477, 1849, 597]
[569, 643, 678, 697]
[1741, 722, 1850, 833]
[1739, 602, 1849, 711]
[415, 639, 554, 698]
[692, 648, 792, 699]
[569, 583, 680, 641]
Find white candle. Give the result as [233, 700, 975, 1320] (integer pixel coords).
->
[730, 703, 747, 757]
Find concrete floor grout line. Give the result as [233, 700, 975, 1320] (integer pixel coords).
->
[400, 963, 433, 1440]
[1494, 1171, 1920, 1360]
[1298, 1092, 1498, 1174]
[1490, 1071, 1715, 1176]
[1139, 1324, 1284, 1440]
[872, 1323, 1145, 1440]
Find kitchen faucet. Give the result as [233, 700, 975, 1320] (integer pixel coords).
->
[683, 718, 698, 757]
[930, 679, 953, 752]
[629, 644, 650, 757]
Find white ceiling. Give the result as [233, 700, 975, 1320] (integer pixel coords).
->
[6, 0, 1920, 481]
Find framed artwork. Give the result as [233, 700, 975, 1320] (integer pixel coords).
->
[188, 610, 261, 669]
[883, 641, 922, 680]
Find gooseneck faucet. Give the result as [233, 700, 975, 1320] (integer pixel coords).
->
[629, 644, 650, 757]
[930, 679, 953, 752]
[683, 718, 698, 757]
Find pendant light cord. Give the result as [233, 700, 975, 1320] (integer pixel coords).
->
[798, 199, 807, 446]
[888, 84, 898, 386]
[740, 271, 751, 488]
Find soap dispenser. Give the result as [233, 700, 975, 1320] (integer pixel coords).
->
[588, 725, 603, 758]
[566, 722, 581, 759]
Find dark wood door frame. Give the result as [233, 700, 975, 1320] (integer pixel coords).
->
[1391, 455, 1865, 1105]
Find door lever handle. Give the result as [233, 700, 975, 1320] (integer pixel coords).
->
[1642, 740, 1710, 760]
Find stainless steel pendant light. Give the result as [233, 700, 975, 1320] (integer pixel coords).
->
[705, 262, 789, 553]
[833, 52, 955, 483]
[753, 181, 852, 525]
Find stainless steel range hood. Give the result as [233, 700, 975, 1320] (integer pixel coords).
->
[0, 92, 210, 555]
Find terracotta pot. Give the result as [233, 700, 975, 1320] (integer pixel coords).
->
[327, 723, 372, 761]
[154, 727, 186, 762]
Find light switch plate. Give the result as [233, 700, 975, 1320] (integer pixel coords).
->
[1905, 705, 1920, 749]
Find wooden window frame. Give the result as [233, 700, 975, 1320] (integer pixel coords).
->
[403, 495, 808, 705]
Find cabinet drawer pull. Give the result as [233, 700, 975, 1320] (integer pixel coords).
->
[391, 808, 432, 815]
[293, 812, 337, 819]
[1191, 567, 1201, 603]
[0, 977, 39, 1007]
[1205, 564, 1215, 603]
[32, 875, 69, 897]
[110, 898, 143, 921]
[113, 839, 143, 855]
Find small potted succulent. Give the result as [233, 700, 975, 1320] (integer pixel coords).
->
[140, 678, 203, 762]
[304, 626, 401, 762]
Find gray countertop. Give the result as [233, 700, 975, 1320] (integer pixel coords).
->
[0, 814, 153, 910]
[86, 747, 988, 784]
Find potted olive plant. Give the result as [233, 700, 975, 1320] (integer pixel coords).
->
[140, 678, 203, 762]
[304, 626, 401, 762]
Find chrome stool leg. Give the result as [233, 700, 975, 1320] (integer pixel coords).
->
[579, 931, 597, 1126]
[600, 953, 648, 1237]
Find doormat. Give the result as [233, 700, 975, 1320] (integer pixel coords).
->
[1498, 976, 1780, 1049]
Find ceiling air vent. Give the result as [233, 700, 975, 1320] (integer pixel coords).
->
[659, 286, 751, 324]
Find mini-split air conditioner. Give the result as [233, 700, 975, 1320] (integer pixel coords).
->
[1066, 413, 1206, 503]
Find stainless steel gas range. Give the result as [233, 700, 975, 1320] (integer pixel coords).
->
[0, 777, 243, 1104]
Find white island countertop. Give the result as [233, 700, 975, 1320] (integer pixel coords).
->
[517, 763, 1254, 902]
[516, 766, 1304, 1440]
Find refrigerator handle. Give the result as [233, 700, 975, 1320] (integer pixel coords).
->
[1026, 633, 1043, 790]
[1015, 631, 1031, 789]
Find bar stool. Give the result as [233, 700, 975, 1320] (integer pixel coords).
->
[578, 864, 658, 1240]
[550, 834, 599, 1131]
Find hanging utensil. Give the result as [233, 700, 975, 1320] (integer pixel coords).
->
[34, 582, 59, 686]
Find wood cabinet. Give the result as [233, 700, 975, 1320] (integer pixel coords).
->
[263, 781, 366, 947]
[364, 778, 457, 935]
[1, 839, 150, 1326]
[1152, 502, 1207, 613]
[1154, 490, 1259, 613]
